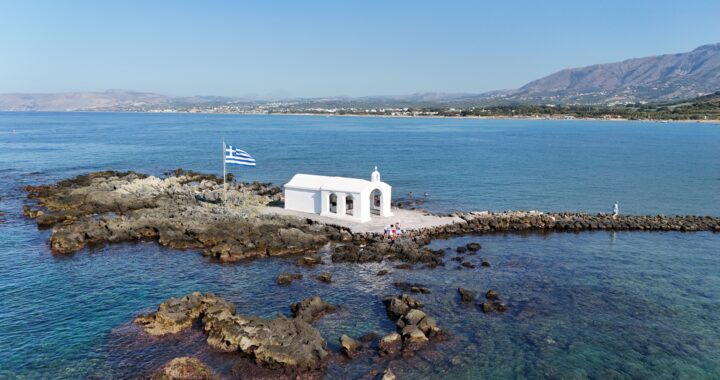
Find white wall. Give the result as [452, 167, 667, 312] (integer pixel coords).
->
[285, 183, 391, 223]
[284, 188, 320, 214]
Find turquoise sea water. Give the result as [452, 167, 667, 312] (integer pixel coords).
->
[0, 112, 719, 379]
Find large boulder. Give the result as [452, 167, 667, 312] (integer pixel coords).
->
[378, 332, 402, 356]
[339, 334, 361, 358]
[403, 309, 427, 326]
[401, 325, 428, 345]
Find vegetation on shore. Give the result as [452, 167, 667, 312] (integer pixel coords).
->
[279, 92, 720, 121]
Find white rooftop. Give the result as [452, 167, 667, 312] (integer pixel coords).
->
[284, 173, 378, 193]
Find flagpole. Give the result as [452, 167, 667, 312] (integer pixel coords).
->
[222, 138, 227, 205]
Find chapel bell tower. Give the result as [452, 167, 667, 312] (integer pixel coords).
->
[371, 166, 381, 182]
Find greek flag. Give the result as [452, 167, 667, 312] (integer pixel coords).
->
[225, 144, 256, 166]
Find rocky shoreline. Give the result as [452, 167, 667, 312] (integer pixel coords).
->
[22, 170, 720, 265]
[135, 292, 330, 378]
[135, 292, 444, 379]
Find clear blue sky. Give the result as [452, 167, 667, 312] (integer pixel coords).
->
[1, 0, 719, 98]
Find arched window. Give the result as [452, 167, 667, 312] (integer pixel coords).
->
[370, 189, 382, 215]
[329, 193, 338, 213]
[345, 195, 354, 216]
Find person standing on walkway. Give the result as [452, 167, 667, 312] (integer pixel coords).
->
[613, 201, 619, 219]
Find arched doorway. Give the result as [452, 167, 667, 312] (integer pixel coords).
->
[370, 189, 382, 216]
[329, 193, 338, 213]
[345, 195, 354, 216]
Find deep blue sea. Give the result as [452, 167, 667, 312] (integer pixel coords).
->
[0, 112, 719, 379]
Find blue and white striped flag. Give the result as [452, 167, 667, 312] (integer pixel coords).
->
[225, 144, 256, 167]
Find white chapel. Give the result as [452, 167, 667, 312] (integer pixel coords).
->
[283, 167, 393, 223]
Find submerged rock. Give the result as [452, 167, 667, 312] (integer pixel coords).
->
[290, 296, 337, 323]
[393, 282, 431, 294]
[316, 272, 332, 283]
[458, 287, 475, 303]
[135, 292, 328, 371]
[296, 255, 322, 267]
[486, 289, 499, 300]
[277, 272, 303, 285]
[479, 289, 508, 314]
[151, 357, 217, 380]
[466, 242, 481, 251]
[481, 302, 495, 313]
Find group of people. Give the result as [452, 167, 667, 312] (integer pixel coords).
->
[383, 222, 402, 240]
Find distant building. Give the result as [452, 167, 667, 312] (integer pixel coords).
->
[283, 167, 393, 223]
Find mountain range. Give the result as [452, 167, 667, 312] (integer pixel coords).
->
[504, 42, 720, 104]
[1, 43, 719, 111]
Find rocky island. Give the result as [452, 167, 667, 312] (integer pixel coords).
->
[23, 170, 720, 264]
[20, 170, 720, 379]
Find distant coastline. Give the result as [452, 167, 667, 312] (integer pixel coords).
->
[2, 109, 719, 124]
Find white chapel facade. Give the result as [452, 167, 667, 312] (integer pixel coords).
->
[283, 167, 392, 223]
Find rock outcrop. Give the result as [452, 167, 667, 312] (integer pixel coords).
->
[277, 273, 303, 285]
[151, 357, 217, 380]
[480, 289, 508, 313]
[290, 296, 337, 323]
[458, 287, 475, 303]
[378, 332, 402, 356]
[23, 171, 336, 260]
[393, 282, 431, 294]
[135, 292, 328, 371]
[339, 334, 361, 359]
[382, 294, 444, 353]
[316, 272, 332, 283]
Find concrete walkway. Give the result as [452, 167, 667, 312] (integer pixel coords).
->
[263, 206, 464, 234]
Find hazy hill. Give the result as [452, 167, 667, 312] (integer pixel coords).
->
[0, 90, 174, 111]
[0, 90, 251, 111]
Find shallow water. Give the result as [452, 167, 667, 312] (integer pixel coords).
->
[1, 113, 719, 378]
